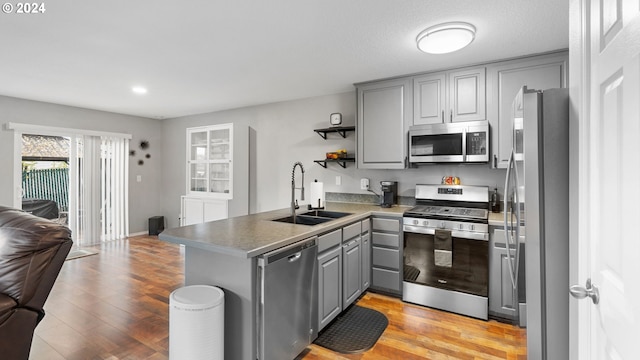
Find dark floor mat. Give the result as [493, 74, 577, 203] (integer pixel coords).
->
[314, 305, 388, 354]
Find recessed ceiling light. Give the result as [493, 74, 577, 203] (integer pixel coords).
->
[132, 86, 148, 95]
[416, 22, 476, 54]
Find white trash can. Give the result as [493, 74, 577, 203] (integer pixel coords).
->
[170, 285, 224, 360]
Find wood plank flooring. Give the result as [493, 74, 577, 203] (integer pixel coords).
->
[30, 235, 526, 359]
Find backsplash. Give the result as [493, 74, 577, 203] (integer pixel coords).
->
[326, 192, 415, 206]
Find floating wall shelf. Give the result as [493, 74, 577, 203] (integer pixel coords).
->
[313, 126, 355, 139]
[314, 158, 356, 168]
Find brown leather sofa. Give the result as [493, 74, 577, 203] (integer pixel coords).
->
[0, 206, 73, 359]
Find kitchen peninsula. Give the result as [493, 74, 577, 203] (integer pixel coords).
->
[159, 202, 406, 360]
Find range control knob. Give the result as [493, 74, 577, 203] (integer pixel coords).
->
[459, 224, 464, 230]
[413, 219, 419, 225]
[469, 224, 475, 231]
[440, 221, 445, 228]
[423, 220, 429, 226]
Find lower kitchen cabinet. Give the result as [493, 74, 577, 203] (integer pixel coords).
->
[361, 230, 371, 290]
[318, 244, 342, 330]
[370, 217, 403, 295]
[180, 195, 228, 226]
[489, 227, 526, 321]
[342, 236, 361, 309]
[317, 220, 370, 331]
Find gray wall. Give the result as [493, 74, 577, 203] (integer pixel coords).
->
[0, 95, 163, 234]
[0, 92, 507, 233]
[161, 91, 507, 228]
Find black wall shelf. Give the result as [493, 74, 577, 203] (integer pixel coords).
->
[313, 126, 355, 139]
[314, 158, 355, 168]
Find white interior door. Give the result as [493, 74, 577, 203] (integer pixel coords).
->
[573, 0, 640, 358]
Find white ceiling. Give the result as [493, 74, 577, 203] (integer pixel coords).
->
[0, 0, 569, 119]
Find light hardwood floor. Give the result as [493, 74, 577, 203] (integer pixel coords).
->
[30, 235, 526, 359]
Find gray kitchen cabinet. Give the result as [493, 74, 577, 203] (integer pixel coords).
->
[361, 220, 371, 290]
[318, 243, 342, 331]
[370, 217, 403, 295]
[486, 51, 568, 168]
[448, 67, 487, 123]
[413, 73, 446, 125]
[317, 220, 371, 330]
[413, 66, 486, 125]
[489, 228, 525, 321]
[356, 77, 412, 169]
[342, 225, 362, 309]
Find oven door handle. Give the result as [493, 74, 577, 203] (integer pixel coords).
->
[403, 225, 488, 241]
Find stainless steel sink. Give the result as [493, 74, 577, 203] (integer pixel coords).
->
[300, 210, 352, 219]
[272, 215, 333, 226]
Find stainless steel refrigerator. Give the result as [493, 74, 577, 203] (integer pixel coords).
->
[503, 86, 569, 359]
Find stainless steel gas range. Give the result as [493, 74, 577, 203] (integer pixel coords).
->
[402, 184, 490, 320]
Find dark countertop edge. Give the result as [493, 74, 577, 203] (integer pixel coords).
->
[159, 204, 407, 259]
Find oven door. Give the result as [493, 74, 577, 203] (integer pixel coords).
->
[403, 230, 488, 297]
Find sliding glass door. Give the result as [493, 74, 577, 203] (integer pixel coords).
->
[67, 135, 130, 245]
[11, 123, 130, 246]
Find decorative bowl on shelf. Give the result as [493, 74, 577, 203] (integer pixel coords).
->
[326, 149, 347, 159]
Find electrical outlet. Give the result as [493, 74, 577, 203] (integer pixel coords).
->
[335, 175, 341, 186]
[360, 178, 369, 190]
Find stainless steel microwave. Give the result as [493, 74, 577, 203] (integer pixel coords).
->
[409, 121, 489, 164]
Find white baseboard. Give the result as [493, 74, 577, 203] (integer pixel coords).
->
[128, 231, 148, 237]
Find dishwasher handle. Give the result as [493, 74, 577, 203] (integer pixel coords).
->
[288, 252, 302, 262]
[259, 236, 317, 266]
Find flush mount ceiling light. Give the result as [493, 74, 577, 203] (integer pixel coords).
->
[416, 22, 476, 54]
[131, 86, 148, 95]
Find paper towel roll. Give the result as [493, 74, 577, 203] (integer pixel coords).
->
[309, 181, 324, 209]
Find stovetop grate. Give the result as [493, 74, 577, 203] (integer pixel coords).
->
[405, 205, 488, 220]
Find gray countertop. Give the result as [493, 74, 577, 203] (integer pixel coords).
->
[159, 202, 408, 258]
[488, 211, 521, 228]
[488, 212, 505, 227]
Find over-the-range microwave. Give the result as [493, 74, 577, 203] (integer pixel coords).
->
[409, 120, 489, 164]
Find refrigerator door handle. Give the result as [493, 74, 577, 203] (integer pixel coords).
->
[512, 153, 522, 288]
[503, 149, 518, 289]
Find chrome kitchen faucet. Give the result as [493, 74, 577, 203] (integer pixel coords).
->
[291, 162, 305, 222]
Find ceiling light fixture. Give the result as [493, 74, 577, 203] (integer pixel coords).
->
[416, 22, 476, 54]
[132, 86, 148, 95]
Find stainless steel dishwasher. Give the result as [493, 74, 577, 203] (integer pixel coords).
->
[257, 236, 318, 360]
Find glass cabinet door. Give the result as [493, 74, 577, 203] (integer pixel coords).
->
[209, 128, 230, 160]
[209, 163, 230, 195]
[190, 131, 208, 161]
[186, 124, 233, 198]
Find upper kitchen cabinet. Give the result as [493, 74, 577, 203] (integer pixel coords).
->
[487, 52, 568, 168]
[186, 123, 233, 198]
[413, 73, 446, 125]
[356, 77, 412, 169]
[413, 66, 486, 125]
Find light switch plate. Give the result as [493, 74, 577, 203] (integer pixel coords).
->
[335, 175, 341, 186]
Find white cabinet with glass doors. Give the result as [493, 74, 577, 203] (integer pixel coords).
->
[186, 124, 233, 199]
